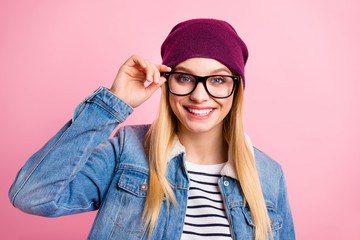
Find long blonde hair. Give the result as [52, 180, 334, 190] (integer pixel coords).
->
[143, 80, 272, 239]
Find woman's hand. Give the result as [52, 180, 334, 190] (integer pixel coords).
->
[110, 55, 171, 108]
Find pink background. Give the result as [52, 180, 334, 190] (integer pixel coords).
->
[1, 0, 359, 239]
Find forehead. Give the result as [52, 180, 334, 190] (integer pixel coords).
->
[174, 58, 232, 75]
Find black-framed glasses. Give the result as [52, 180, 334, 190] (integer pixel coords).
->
[161, 72, 239, 98]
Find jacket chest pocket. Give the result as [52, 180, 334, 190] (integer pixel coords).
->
[242, 203, 283, 240]
[108, 169, 149, 239]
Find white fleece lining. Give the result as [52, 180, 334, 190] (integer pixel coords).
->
[167, 133, 255, 180]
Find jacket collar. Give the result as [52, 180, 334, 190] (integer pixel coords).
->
[167, 133, 255, 180]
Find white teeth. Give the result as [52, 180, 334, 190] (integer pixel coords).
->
[187, 108, 213, 116]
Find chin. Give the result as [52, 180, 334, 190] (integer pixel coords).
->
[180, 120, 222, 135]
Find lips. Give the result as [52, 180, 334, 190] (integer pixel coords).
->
[184, 106, 215, 118]
[187, 108, 213, 116]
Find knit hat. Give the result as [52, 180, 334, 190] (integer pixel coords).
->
[161, 18, 249, 88]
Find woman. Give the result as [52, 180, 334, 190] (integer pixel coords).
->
[9, 19, 295, 240]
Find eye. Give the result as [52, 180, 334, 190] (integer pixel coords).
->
[175, 74, 194, 83]
[209, 76, 226, 84]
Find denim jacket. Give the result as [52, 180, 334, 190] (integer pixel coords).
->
[9, 86, 295, 240]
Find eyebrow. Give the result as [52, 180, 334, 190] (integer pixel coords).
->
[173, 66, 232, 75]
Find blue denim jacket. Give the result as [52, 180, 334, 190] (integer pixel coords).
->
[9, 86, 295, 240]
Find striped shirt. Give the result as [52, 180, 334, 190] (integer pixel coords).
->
[181, 161, 232, 240]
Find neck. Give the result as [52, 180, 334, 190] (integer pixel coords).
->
[177, 124, 228, 165]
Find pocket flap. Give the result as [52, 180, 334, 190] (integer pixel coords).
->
[117, 169, 149, 198]
[242, 203, 283, 231]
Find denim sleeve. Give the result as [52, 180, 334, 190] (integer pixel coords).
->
[8, 86, 133, 217]
[277, 168, 296, 239]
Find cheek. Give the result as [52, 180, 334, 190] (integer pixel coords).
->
[168, 95, 176, 111]
[168, 95, 182, 117]
[219, 98, 234, 116]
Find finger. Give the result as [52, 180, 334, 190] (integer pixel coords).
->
[156, 64, 172, 72]
[144, 60, 154, 82]
[158, 75, 167, 85]
[131, 55, 147, 70]
[145, 77, 166, 96]
[150, 63, 160, 84]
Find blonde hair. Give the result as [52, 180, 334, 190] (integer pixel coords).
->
[144, 80, 272, 239]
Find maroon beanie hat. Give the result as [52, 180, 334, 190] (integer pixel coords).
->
[161, 18, 249, 88]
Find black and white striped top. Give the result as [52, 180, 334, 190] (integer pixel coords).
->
[181, 161, 232, 240]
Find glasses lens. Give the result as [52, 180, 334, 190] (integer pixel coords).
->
[167, 73, 235, 98]
[206, 76, 234, 98]
[168, 73, 196, 95]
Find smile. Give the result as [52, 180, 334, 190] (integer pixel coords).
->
[185, 106, 215, 118]
[187, 108, 213, 116]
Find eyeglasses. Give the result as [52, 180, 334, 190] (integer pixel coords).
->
[161, 72, 239, 98]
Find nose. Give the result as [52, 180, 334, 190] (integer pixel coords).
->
[189, 82, 210, 102]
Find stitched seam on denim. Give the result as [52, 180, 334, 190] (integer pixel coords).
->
[111, 220, 144, 234]
[219, 179, 236, 240]
[242, 208, 255, 227]
[55, 201, 94, 211]
[88, 98, 123, 122]
[272, 225, 282, 231]
[241, 205, 283, 230]
[109, 193, 144, 234]
[11, 122, 73, 206]
[108, 225, 118, 240]
[118, 165, 149, 175]
[115, 127, 126, 172]
[117, 168, 147, 197]
[267, 205, 283, 230]
[118, 182, 147, 198]
[229, 201, 245, 209]
[277, 167, 284, 208]
[118, 190, 147, 198]
[265, 201, 275, 208]
[108, 224, 117, 240]
[117, 165, 188, 189]
[109, 189, 120, 224]
[272, 168, 285, 231]
[167, 178, 188, 189]
[84, 86, 104, 101]
[90, 88, 133, 122]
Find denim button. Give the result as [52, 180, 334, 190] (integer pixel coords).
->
[224, 180, 229, 186]
[139, 183, 148, 191]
